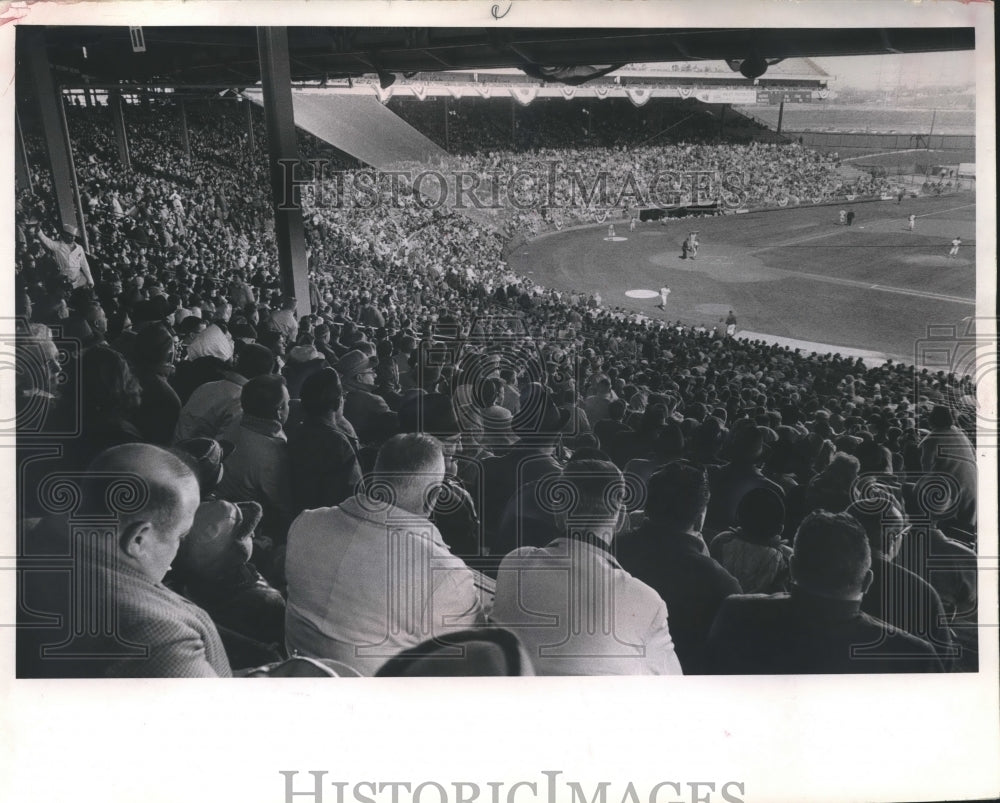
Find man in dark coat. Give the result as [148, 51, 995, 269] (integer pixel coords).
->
[336, 349, 397, 447]
[846, 500, 956, 668]
[702, 510, 943, 674]
[616, 461, 742, 672]
[286, 368, 363, 514]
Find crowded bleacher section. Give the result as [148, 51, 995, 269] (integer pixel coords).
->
[15, 95, 977, 677]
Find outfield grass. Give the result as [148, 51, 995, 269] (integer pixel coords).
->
[510, 194, 977, 363]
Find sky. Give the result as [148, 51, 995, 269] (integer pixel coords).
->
[813, 51, 977, 90]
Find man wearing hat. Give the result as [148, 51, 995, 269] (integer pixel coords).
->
[33, 222, 94, 289]
[337, 349, 397, 447]
[171, 498, 286, 657]
[704, 424, 784, 539]
[481, 383, 570, 557]
[269, 295, 299, 342]
[174, 343, 275, 443]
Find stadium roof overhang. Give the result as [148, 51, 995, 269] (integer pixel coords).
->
[27, 26, 975, 89]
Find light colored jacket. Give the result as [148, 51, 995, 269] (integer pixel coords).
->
[173, 372, 246, 443]
[284, 496, 485, 675]
[492, 536, 684, 676]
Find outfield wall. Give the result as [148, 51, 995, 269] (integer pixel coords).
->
[793, 131, 975, 159]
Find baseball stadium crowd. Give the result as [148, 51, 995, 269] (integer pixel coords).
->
[15, 98, 976, 678]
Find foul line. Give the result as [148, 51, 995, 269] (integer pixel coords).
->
[916, 204, 977, 218]
[748, 227, 847, 252]
[841, 148, 934, 162]
[715, 223, 976, 305]
[766, 266, 974, 305]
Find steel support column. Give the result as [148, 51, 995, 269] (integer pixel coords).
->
[246, 98, 256, 154]
[257, 27, 311, 315]
[178, 99, 192, 162]
[776, 100, 785, 135]
[444, 97, 450, 151]
[22, 28, 80, 238]
[14, 111, 32, 192]
[56, 94, 90, 252]
[110, 90, 132, 170]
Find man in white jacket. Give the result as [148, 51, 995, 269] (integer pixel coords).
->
[492, 459, 684, 675]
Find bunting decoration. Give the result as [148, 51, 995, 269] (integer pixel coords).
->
[411, 84, 428, 101]
[476, 85, 492, 99]
[448, 85, 465, 100]
[625, 87, 653, 107]
[374, 84, 394, 103]
[593, 86, 611, 100]
[560, 86, 577, 100]
[510, 86, 539, 106]
[677, 86, 694, 99]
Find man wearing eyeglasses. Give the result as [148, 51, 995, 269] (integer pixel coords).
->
[846, 500, 955, 669]
[337, 349, 397, 447]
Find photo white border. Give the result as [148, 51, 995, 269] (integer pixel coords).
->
[1, 3, 996, 802]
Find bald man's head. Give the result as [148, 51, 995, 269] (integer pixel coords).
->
[84, 444, 201, 581]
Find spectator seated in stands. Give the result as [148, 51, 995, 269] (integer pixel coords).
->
[615, 461, 742, 673]
[268, 294, 299, 343]
[593, 397, 631, 457]
[171, 498, 286, 665]
[132, 322, 182, 446]
[336, 348, 397, 448]
[284, 433, 485, 676]
[702, 510, 944, 674]
[845, 499, 955, 667]
[493, 459, 684, 675]
[709, 487, 793, 594]
[484, 383, 568, 557]
[17, 444, 231, 678]
[59, 344, 145, 471]
[919, 404, 977, 536]
[804, 451, 860, 514]
[398, 392, 481, 561]
[174, 342, 276, 443]
[217, 374, 295, 558]
[286, 367, 363, 514]
[705, 423, 784, 538]
[622, 421, 685, 492]
[282, 333, 329, 400]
